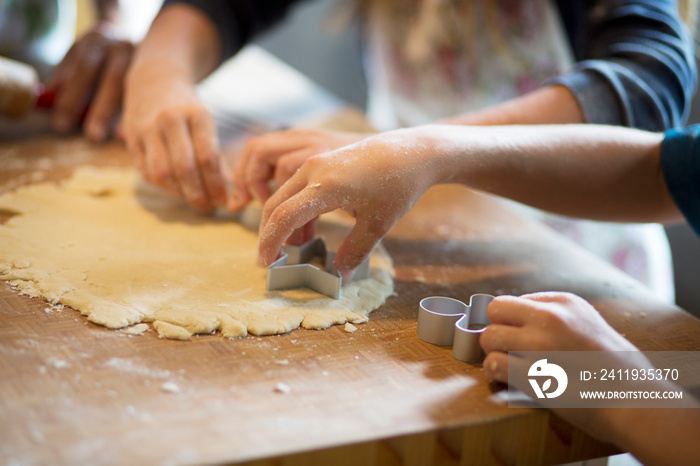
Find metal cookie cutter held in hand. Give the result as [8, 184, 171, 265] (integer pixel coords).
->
[417, 294, 494, 362]
[266, 238, 370, 299]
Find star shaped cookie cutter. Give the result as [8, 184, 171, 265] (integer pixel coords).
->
[417, 294, 494, 362]
[266, 238, 370, 299]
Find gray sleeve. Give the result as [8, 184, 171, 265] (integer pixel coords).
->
[551, 0, 697, 131]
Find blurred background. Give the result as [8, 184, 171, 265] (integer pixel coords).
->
[61, 0, 700, 317]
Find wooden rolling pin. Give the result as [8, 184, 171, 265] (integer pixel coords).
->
[0, 56, 55, 118]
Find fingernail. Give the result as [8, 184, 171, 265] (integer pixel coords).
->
[87, 122, 106, 142]
[339, 268, 356, 283]
[258, 248, 281, 267]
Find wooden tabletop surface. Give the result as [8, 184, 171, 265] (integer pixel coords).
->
[1, 135, 699, 465]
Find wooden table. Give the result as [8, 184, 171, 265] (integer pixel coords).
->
[1, 135, 699, 466]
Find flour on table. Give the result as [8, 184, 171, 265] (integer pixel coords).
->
[0, 167, 394, 339]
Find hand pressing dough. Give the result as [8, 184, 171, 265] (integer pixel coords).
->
[0, 167, 394, 339]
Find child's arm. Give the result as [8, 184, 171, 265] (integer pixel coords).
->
[424, 124, 676, 223]
[258, 124, 681, 277]
[441, 0, 695, 132]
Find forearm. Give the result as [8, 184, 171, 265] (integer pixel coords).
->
[419, 124, 680, 223]
[127, 3, 221, 86]
[440, 85, 585, 126]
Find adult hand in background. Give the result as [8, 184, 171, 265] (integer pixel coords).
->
[122, 61, 226, 213]
[47, 22, 133, 142]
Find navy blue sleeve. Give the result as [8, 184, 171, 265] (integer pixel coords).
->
[553, 0, 697, 132]
[161, 0, 303, 63]
[661, 125, 700, 237]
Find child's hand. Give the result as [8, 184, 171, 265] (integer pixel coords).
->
[480, 292, 637, 383]
[228, 128, 367, 211]
[257, 128, 444, 280]
[479, 292, 700, 459]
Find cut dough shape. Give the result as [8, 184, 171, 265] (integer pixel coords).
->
[0, 167, 394, 339]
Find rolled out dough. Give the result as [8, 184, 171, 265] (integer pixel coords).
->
[0, 167, 394, 339]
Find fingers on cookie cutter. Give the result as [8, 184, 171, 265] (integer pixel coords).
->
[417, 294, 494, 362]
[266, 237, 370, 300]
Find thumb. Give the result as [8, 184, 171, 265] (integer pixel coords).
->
[334, 218, 388, 282]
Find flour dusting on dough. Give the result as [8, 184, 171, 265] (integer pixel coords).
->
[0, 167, 394, 339]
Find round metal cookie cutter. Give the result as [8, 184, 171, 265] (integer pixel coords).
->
[417, 294, 494, 363]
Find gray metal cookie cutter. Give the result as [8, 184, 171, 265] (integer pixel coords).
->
[417, 294, 494, 362]
[266, 237, 370, 299]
